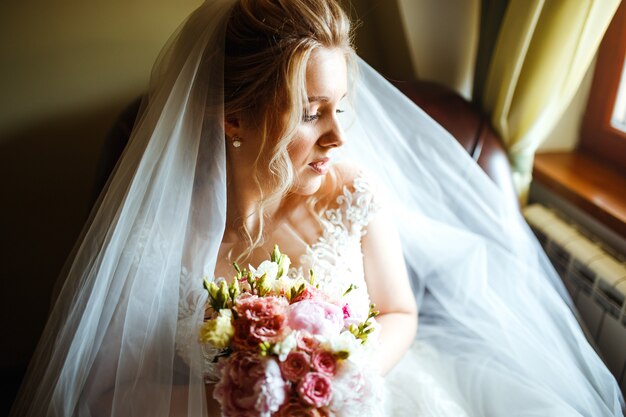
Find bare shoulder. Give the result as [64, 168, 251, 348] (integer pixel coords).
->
[329, 161, 365, 192]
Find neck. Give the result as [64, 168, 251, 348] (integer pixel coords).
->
[223, 159, 300, 244]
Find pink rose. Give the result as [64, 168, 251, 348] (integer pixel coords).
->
[280, 351, 311, 382]
[214, 352, 288, 417]
[311, 349, 337, 376]
[232, 295, 288, 351]
[288, 300, 343, 339]
[275, 395, 326, 417]
[214, 354, 262, 415]
[296, 332, 320, 353]
[224, 350, 267, 387]
[297, 372, 333, 408]
[214, 381, 257, 417]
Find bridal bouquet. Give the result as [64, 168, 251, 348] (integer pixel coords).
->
[200, 246, 384, 417]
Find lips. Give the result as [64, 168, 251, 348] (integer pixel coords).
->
[308, 157, 330, 175]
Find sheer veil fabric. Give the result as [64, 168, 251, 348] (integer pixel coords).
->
[10, 0, 624, 416]
[347, 66, 624, 416]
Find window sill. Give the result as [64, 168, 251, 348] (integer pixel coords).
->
[532, 151, 626, 239]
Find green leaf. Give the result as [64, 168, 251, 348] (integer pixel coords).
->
[343, 283, 358, 296]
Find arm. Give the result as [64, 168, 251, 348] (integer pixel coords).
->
[361, 201, 418, 375]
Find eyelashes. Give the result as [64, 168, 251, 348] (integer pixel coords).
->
[303, 108, 345, 123]
[302, 113, 319, 122]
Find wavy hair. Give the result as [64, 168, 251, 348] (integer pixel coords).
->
[222, 0, 355, 260]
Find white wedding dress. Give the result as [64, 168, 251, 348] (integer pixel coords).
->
[176, 172, 470, 417]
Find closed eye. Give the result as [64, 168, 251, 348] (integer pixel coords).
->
[303, 112, 321, 122]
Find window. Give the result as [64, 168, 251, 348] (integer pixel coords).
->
[611, 57, 626, 132]
[580, 0, 626, 172]
[533, 2, 626, 239]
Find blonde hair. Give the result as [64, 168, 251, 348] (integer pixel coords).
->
[223, 0, 355, 260]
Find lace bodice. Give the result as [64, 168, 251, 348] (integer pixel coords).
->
[291, 174, 379, 323]
[175, 173, 380, 381]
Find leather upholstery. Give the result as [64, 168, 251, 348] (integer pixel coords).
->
[391, 80, 517, 206]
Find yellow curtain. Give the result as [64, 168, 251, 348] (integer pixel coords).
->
[481, 0, 620, 202]
[397, 0, 481, 100]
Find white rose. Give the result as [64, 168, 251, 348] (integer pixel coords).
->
[272, 275, 294, 293]
[272, 331, 298, 361]
[327, 331, 363, 359]
[199, 309, 234, 348]
[330, 361, 387, 417]
[250, 260, 279, 281]
[256, 358, 288, 417]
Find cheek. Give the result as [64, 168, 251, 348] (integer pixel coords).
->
[287, 133, 316, 165]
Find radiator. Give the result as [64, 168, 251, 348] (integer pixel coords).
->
[524, 204, 626, 397]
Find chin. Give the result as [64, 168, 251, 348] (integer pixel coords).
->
[291, 174, 323, 196]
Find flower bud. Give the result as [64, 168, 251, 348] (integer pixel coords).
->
[257, 273, 272, 296]
[277, 253, 291, 278]
[217, 280, 230, 308]
[271, 244, 281, 263]
[229, 278, 240, 301]
[208, 282, 219, 300]
[232, 262, 242, 278]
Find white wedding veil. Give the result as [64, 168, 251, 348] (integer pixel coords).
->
[10, 0, 624, 416]
[344, 66, 624, 415]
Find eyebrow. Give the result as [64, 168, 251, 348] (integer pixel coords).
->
[308, 96, 330, 103]
[307, 93, 347, 103]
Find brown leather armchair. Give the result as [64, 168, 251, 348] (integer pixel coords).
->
[391, 80, 517, 205]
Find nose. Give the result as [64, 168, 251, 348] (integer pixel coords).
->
[317, 115, 345, 148]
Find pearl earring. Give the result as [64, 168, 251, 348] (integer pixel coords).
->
[232, 135, 242, 148]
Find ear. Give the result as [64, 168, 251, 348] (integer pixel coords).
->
[224, 115, 241, 139]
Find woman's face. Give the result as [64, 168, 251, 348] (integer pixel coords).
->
[288, 47, 348, 195]
[229, 47, 348, 196]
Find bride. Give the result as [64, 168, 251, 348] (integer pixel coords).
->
[10, 0, 624, 416]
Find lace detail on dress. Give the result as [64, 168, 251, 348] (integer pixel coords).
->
[332, 175, 380, 236]
[295, 173, 380, 322]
